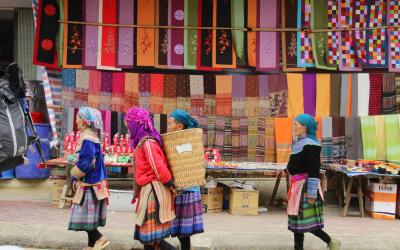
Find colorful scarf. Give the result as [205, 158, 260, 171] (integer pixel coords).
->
[150, 74, 164, 114]
[197, 116, 208, 146]
[82, 0, 99, 69]
[239, 117, 248, 161]
[61, 69, 76, 107]
[204, 75, 216, 115]
[302, 74, 317, 116]
[124, 73, 139, 112]
[247, 117, 258, 161]
[117, 0, 135, 68]
[245, 75, 259, 117]
[256, 117, 265, 162]
[264, 118, 277, 163]
[275, 118, 293, 163]
[332, 117, 346, 163]
[232, 75, 246, 117]
[78, 106, 104, 140]
[215, 117, 225, 158]
[97, 0, 118, 70]
[382, 73, 397, 114]
[155, 0, 169, 69]
[231, 117, 241, 161]
[216, 75, 232, 116]
[287, 73, 304, 117]
[137, 0, 156, 67]
[138, 74, 151, 112]
[387, 0, 400, 72]
[259, 75, 269, 116]
[163, 75, 177, 114]
[297, 0, 314, 67]
[315, 74, 331, 118]
[184, 0, 198, 69]
[268, 74, 288, 117]
[353, 0, 368, 64]
[344, 117, 363, 160]
[385, 115, 400, 162]
[361, 116, 377, 160]
[75, 69, 89, 107]
[62, 0, 82, 68]
[247, 0, 257, 67]
[190, 75, 205, 116]
[224, 117, 233, 161]
[100, 72, 113, 111]
[231, 0, 244, 62]
[368, 73, 383, 115]
[207, 116, 217, 148]
[168, 0, 185, 69]
[111, 72, 125, 112]
[366, 0, 388, 67]
[176, 75, 191, 111]
[326, 0, 340, 68]
[87, 70, 101, 109]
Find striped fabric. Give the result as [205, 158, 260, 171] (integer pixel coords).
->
[256, 117, 265, 162]
[207, 116, 217, 148]
[264, 118, 277, 163]
[190, 75, 205, 116]
[215, 117, 225, 158]
[239, 118, 248, 162]
[247, 117, 258, 161]
[224, 117, 232, 161]
[382, 73, 397, 114]
[231, 117, 241, 161]
[216, 75, 232, 116]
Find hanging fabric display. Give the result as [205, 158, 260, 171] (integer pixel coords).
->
[155, 0, 169, 69]
[247, 0, 257, 67]
[361, 116, 377, 160]
[138, 74, 152, 111]
[326, 0, 340, 68]
[63, 0, 82, 68]
[204, 75, 217, 115]
[116, 0, 135, 68]
[353, 0, 368, 64]
[259, 75, 269, 117]
[239, 117, 248, 161]
[297, 0, 315, 67]
[339, 74, 352, 117]
[207, 116, 217, 148]
[232, 75, 246, 117]
[247, 117, 258, 161]
[150, 74, 164, 114]
[100, 72, 113, 110]
[275, 118, 292, 163]
[215, 117, 225, 157]
[351, 73, 370, 116]
[257, 0, 279, 71]
[231, 0, 245, 62]
[82, 0, 99, 69]
[61, 69, 76, 107]
[88, 70, 101, 109]
[190, 75, 205, 116]
[198, 0, 217, 70]
[212, 0, 236, 68]
[111, 72, 125, 112]
[168, 0, 185, 69]
[256, 117, 265, 162]
[57, 0, 64, 67]
[302, 74, 316, 116]
[75, 69, 89, 107]
[176, 75, 191, 111]
[281, 0, 305, 71]
[287, 74, 304, 117]
[368, 73, 383, 115]
[268, 74, 288, 117]
[137, 0, 156, 66]
[315, 74, 331, 118]
[198, 116, 208, 146]
[224, 117, 233, 161]
[245, 75, 259, 117]
[396, 74, 400, 113]
[374, 116, 387, 160]
[385, 115, 400, 162]
[387, 1, 400, 72]
[338, 0, 361, 71]
[184, 0, 198, 69]
[321, 117, 333, 164]
[366, 0, 388, 67]
[330, 74, 341, 117]
[311, 0, 335, 70]
[345, 117, 363, 160]
[216, 76, 232, 116]
[124, 73, 139, 112]
[231, 118, 241, 161]
[382, 73, 397, 114]
[264, 118, 277, 163]
[332, 117, 346, 164]
[163, 75, 177, 114]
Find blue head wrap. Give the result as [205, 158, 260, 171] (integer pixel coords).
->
[170, 109, 199, 129]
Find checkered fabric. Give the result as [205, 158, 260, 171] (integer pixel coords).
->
[327, 0, 340, 66]
[353, 0, 368, 64]
[366, 0, 388, 66]
[298, 0, 315, 67]
[388, 0, 400, 72]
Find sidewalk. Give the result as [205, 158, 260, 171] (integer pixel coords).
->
[0, 200, 399, 250]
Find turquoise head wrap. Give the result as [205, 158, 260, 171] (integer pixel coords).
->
[170, 109, 199, 129]
[295, 114, 318, 142]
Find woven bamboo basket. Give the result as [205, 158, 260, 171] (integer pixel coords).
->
[161, 128, 206, 188]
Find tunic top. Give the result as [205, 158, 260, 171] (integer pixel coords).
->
[76, 140, 107, 184]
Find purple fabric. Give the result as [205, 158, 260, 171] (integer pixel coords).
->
[168, 0, 184, 68]
[101, 72, 113, 93]
[83, 0, 99, 69]
[302, 74, 317, 116]
[259, 75, 269, 98]
[232, 75, 246, 98]
[117, 0, 134, 68]
[125, 107, 163, 148]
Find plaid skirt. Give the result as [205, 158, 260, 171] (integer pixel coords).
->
[171, 190, 204, 237]
[134, 190, 172, 245]
[68, 187, 107, 231]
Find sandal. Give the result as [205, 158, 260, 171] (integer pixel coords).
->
[93, 237, 110, 250]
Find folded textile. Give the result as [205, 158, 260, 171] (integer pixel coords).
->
[307, 178, 320, 199]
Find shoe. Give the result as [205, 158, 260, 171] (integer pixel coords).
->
[328, 239, 340, 250]
[93, 237, 110, 250]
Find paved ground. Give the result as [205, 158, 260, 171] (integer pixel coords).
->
[0, 200, 400, 250]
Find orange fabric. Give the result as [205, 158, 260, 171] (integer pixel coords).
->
[137, 0, 156, 66]
[216, 75, 233, 116]
[247, 0, 257, 67]
[315, 116, 322, 140]
[287, 74, 304, 117]
[315, 74, 331, 117]
[274, 118, 293, 163]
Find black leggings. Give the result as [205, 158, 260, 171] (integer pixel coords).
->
[294, 229, 331, 250]
[178, 236, 191, 250]
[87, 229, 103, 247]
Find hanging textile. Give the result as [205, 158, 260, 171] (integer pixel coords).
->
[116, 0, 135, 68]
[155, 0, 169, 68]
[275, 118, 293, 163]
[137, 0, 155, 66]
[47, 69, 62, 136]
[215, 117, 225, 157]
[33, 0, 59, 68]
[82, 0, 99, 69]
[268, 74, 288, 117]
[345, 117, 363, 160]
[256, 117, 265, 162]
[111, 72, 125, 112]
[396, 74, 400, 113]
[239, 118, 248, 161]
[339, 74, 352, 117]
[119, 112, 128, 134]
[184, 0, 198, 69]
[356, 74, 370, 116]
[257, 0, 279, 71]
[382, 73, 397, 114]
[61, 69, 76, 107]
[198, 116, 208, 146]
[100, 72, 113, 110]
[245, 75, 259, 117]
[326, 0, 340, 68]
[287, 74, 304, 117]
[361, 116, 377, 160]
[124, 73, 139, 112]
[302, 74, 316, 116]
[138, 74, 151, 111]
[111, 111, 118, 137]
[339, 0, 361, 71]
[247, 0, 257, 67]
[62, 0, 82, 68]
[368, 73, 383, 115]
[366, 0, 388, 67]
[311, 0, 335, 70]
[150, 74, 164, 114]
[88, 70, 102, 109]
[330, 74, 341, 117]
[374, 116, 387, 160]
[231, 118, 241, 161]
[104, 110, 112, 136]
[75, 69, 89, 107]
[259, 75, 269, 117]
[247, 117, 258, 161]
[264, 118, 277, 163]
[163, 75, 177, 114]
[61, 107, 74, 138]
[198, 0, 218, 70]
[160, 114, 168, 134]
[153, 114, 161, 133]
[385, 115, 400, 162]
[387, 0, 400, 72]
[57, 0, 64, 67]
[232, 75, 246, 117]
[216, 75, 232, 116]
[297, 0, 314, 67]
[231, 0, 244, 62]
[353, 0, 368, 64]
[281, 0, 305, 71]
[176, 75, 191, 111]
[224, 117, 232, 161]
[97, 0, 119, 70]
[204, 75, 217, 115]
[168, 0, 185, 68]
[321, 117, 333, 164]
[207, 116, 217, 148]
[190, 75, 205, 116]
[332, 117, 346, 164]
[315, 74, 331, 118]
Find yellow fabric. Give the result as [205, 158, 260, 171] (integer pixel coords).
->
[287, 74, 304, 117]
[374, 116, 387, 161]
[315, 74, 331, 117]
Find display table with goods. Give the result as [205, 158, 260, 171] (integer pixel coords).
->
[323, 160, 400, 219]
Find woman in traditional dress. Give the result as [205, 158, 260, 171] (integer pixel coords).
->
[68, 107, 110, 250]
[287, 114, 340, 250]
[125, 107, 175, 250]
[167, 109, 204, 250]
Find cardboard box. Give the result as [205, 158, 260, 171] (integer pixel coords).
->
[228, 188, 259, 216]
[51, 179, 66, 205]
[201, 187, 223, 213]
[365, 182, 397, 220]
